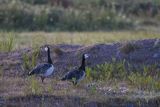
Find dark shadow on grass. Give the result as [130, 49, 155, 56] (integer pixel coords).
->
[1, 95, 160, 107]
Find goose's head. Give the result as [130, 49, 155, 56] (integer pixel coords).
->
[44, 46, 49, 52]
[83, 53, 89, 59]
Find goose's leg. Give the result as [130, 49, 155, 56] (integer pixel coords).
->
[73, 81, 78, 86]
[41, 77, 45, 83]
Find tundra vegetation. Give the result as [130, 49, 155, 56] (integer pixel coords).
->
[0, 0, 160, 106]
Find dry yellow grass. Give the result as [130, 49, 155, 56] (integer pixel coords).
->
[0, 31, 160, 50]
[0, 31, 160, 106]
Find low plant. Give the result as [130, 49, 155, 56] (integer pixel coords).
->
[153, 39, 160, 48]
[88, 61, 160, 91]
[119, 42, 140, 54]
[125, 64, 160, 91]
[22, 53, 30, 70]
[0, 66, 2, 78]
[89, 59, 127, 81]
[22, 48, 40, 72]
[28, 77, 42, 95]
[53, 47, 64, 56]
[128, 72, 160, 91]
[0, 32, 15, 52]
[31, 48, 40, 68]
[47, 84, 53, 94]
[88, 84, 97, 95]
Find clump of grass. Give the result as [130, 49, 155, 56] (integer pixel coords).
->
[89, 59, 127, 81]
[128, 72, 160, 91]
[28, 77, 42, 95]
[119, 42, 140, 54]
[86, 67, 92, 81]
[47, 84, 53, 94]
[130, 64, 160, 91]
[0, 32, 160, 50]
[22, 53, 30, 71]
[31, 48, 40, 68]
[53, 47, 64, 56]
[88, 84, 97, 95]
[0, 66, 2, 78]
[22, 48, 40, 72]
[87, 61, 160, 91]
[153, 39, 160, 48]
[0, 32, 15, 52]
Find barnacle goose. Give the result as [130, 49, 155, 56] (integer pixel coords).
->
[28, 46, 54, 83]
[61, 54, 89, 85]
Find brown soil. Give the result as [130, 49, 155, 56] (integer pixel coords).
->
[0, 39, 160, 107]
[1, 39, 160, 77]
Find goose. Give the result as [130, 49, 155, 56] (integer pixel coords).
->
[61, 54, 89, 85]
[28, 46, 54, 83]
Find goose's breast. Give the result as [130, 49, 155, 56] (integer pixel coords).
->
[44, 65, 54, 77]
[77, 71, 85, 82]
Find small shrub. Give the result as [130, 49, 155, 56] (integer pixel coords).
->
[33, 11, 48, 30]
[128, 65, 160, 91]
[89, 84, 97, 95]
[54, 47, 63, 56]
[22, 48, 40, 72]
[88, 61, 160, 91]
[153, 39, 160, 48]
[0, 66, 2, 77]
[89, 59, 128, 81]
[47, 84, 53, 94]
[119, 42, 140, 54]
[0, 1, 134, 31]
[28, 77, 42, 94]
[31, 48, 40, 68]
[0, 32, 15, 52]
[86, 67, 92, 80]
[23, 0, 48, 4]
[22, 53, 30, 70]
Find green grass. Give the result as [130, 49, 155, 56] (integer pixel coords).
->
[119, 42, 140, 54]
[0, 32, 15, 52]
[86, 61, 160, 91]
[1, 0, 160, 31]
[22, 47, 40, 72]
[0, 31, 160, 93]
[29, 77, 42, 94]
[0, 30, 160, 106]
[0, 31, 159, 51]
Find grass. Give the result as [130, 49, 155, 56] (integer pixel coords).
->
[1, 0, 160, 32]
[0, 31, 159, 51]
[86, 61, 160, 92]
[53, 47, 64, 56]
[22, 47, 40, 72]
[0, 32, 15, 52]
[27, 76, 43, 95]
[0, 72, 159, 106]
[119, 42, 140, 54]
[0, 31, 160, 106]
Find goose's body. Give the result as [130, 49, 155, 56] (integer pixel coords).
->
[29, 46, 54, 82]
[29, 63, 54, 77]
[61, 54, 89, 85]
[61, 69, 85, 85]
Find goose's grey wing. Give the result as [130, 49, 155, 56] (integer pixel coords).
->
[29, 63, 52, 75]
[61, 69, 81, 80]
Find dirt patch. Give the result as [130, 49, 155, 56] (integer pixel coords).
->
[0, 39, 160, 106]
[0, 39, 160, 77]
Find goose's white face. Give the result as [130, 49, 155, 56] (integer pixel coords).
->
[45, 47, 48, 51]
[84, 54, 89, 59]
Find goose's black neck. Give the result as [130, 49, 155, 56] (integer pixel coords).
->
[79, 55, 85, 71]
[47, 47, 53, 64]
